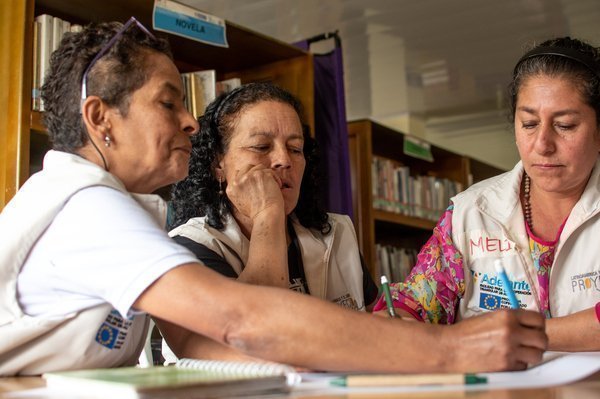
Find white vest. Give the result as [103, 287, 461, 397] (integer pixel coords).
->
[0, 151, 166, 375]
[169, 213, 368, 310]
[451, 159, 600, 320]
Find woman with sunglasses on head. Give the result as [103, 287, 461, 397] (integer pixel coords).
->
[163, 82, 378, 362]
[0, 19, 546, 376]
[375, 37, 600, 352]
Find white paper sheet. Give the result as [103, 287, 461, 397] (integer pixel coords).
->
[291, 352, 600, 395]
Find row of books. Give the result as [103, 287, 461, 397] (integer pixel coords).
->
[31, 14, 241, 116]
[375, 244, 419, 284]
[180, 70, 241, 118]
[32, 14, 83, 111]
[372, 156, 464, 222]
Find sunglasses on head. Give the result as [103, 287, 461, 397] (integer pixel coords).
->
[80, 17, 155, 107]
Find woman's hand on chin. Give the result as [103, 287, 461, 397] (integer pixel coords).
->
[227, 163, 286, 220]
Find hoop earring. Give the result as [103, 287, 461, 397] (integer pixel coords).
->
[104, 135, 112, 148]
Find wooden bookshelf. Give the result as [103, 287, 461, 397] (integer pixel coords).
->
[348, 119, 505, 279]
[373, 210, 436, 231]
[0, 0, 314, 210]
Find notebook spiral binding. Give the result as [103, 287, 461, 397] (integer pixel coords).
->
[175, 358, 300, 385]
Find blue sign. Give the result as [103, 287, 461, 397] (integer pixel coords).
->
[153, 0, 228, 48]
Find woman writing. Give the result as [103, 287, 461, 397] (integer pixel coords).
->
[377, 37, 600, 351]
[0, 18, 546, 375]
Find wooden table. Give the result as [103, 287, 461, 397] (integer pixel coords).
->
[1, 373, 600, 399]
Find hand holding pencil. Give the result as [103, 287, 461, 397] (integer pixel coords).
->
[374, 275, 419, 321]
[372, 271, 546, 372]
[380, 275, 397, 318]
[444, 308, 547, 371]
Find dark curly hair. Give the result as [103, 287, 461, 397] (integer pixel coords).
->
[41, 20, 171, 152]
[170, 82, 330, 234]
[509, 37, 600, 126]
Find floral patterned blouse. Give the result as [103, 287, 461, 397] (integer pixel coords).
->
[525, 221, 564, 319]
[373, 205, 560, 323]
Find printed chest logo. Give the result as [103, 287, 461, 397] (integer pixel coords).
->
[570, 271, 600, 293]
[473, 270, 531, 310]
[334, 293, 359, 310]
[95, 310, 134, 350]
[289, 278, 308, 294]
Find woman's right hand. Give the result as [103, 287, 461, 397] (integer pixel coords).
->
[225, 163, 285, 222]
[443, 309, 547, 372]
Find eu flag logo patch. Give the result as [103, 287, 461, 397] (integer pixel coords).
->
[479, 293, 502, 310]
[95, 323, 118, 349]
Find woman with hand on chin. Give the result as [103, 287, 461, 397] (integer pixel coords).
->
[165, 82, 378, 361]
[376, 37, 600, 352]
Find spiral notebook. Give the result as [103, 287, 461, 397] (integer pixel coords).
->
[43, 359, 300, 398]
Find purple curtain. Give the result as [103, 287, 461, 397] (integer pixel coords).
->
[295, 37, 354, 220]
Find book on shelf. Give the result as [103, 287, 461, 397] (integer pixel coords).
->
[35, 14, 53, 111]
[52, 16, 70, 52]
[182, 69, 217, 118]
[31, 20, 40, 111]
[181, 73, 189, 113]
[43, 358, 300, 398]
[376, 244, 418, 282]
[216, 77, 242, 95]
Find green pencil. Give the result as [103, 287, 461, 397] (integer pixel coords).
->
[380, 275, 396, 318]
[330, 373, 488, 387]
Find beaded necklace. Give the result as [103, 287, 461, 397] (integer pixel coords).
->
[523, 172, 565, 319]
[523, 173, 533, 230]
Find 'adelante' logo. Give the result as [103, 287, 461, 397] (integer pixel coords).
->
[475, 271, 531, 310]
[481, 273, 530, 291]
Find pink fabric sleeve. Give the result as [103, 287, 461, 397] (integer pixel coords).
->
[373, 205, 466, 324]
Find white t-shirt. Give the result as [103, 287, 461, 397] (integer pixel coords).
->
[17, 186, 199, 319]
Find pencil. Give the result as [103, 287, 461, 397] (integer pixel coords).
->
[330, 373, 488, 387]
[494, 259, 519, 309]
[380, 275, 397, 318]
